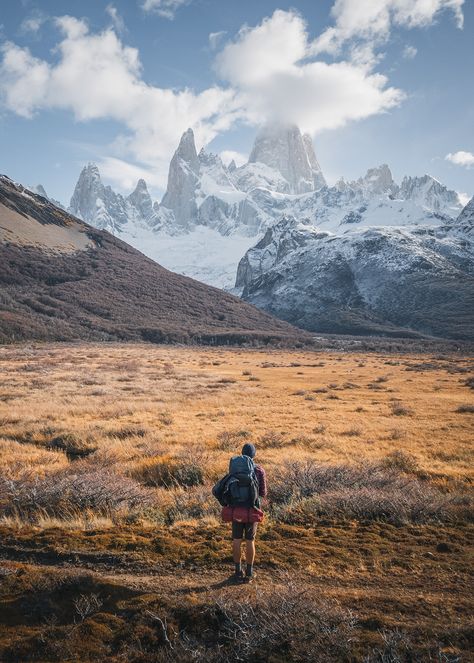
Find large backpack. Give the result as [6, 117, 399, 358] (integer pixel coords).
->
[226, 455, 260, 508]
[212, 455, 260, 509]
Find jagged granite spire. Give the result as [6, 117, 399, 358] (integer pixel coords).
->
[358, 164, 397, 195]
[399, 174, 461, 213]
[248, 123, 325, 194]
[69, 163, 129, 232]
[69, 163, 104, 223]
[128, 178, 153, 221]
[160, 128, 200, 229]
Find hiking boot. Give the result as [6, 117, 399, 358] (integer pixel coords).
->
[242, 573, 254, 584]
[230, 570, 244, 584]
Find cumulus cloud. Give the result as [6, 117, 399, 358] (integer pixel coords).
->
[215, 10, 404, 134]
[446, 151, 474, 167]
[141, 0, 190, 19]
[0, 5, 466, 190]
[220, 150, 247, 167]
[0, 16, 238, 187]
[312, 0, 464, 56]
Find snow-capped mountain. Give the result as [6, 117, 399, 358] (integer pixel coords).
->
[62, 122, 471, 337]
[69, 163, 156, 233]
[246, 123, 326, 193]
[236, 201, 474, 339]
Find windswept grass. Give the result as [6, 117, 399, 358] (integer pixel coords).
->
[0, 343, 472, 661]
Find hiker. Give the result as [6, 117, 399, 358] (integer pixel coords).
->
[212, 442, 267, 583]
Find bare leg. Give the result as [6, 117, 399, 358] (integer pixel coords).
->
[245, 540, 255, 565]
[232, 538, 242, 564]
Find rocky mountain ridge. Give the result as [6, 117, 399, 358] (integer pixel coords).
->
[27, 123, 474, 338]
[236, 199, 474, 339]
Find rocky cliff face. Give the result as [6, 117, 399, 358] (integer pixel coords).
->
[236, 214, 474, 339]
[248, 123, 325, 194]
[160, 128, 200, 230]
[69, 164, 156, 233]
[127, 179, 154, 222]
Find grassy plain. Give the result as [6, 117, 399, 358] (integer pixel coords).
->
[0, 343, 473, 661]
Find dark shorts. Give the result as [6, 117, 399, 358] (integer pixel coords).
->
[232, 520, 258, 541]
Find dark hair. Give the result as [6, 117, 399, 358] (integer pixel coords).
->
[242, 443, 256, 458]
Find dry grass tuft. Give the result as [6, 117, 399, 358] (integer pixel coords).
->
[456, 403, 474, 413]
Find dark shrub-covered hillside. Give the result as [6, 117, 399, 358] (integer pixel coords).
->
[0, 176, 307, 345]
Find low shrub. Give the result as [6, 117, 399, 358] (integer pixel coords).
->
[202, 580, 356, 662]
[269, 460, 472, 525]
[48, 433, 98, 459]
[132, 456, 205, 489]
[342, 427, 362, 437]
[216, 429, 251, 451]
[1, 465, 152, 520]
[259, 430, 288, 448]
[390, 402, 414, 416]
[165, 485, 219, 525]
[106, 426, 148, 439]
[456, 404, 474, 413]
[382, 450, 419, 474]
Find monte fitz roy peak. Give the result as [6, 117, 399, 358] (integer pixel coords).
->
[64, 122, 473, 339]
[67, 123, 463, 280]
[69, 124, 327, 236]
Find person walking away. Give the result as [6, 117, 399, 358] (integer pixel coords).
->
[231, 443, 266, 583]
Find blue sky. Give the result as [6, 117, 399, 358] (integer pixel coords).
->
[0, 0, 472, 204]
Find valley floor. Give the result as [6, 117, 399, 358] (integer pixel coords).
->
[0, 343, 473, 661]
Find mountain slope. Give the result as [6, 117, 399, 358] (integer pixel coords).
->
[237, 214, 474, 340]
[0, 176, 306, 345]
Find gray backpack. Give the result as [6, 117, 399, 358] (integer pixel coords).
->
[226, 455, 259, 508]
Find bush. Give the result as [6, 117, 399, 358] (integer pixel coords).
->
[1, 466, 152, 520]
[202, 580, 356, 662]
[259, 430, 287, 448]
[456, 404, 474, 413]
[269, 460, 472, 525]
[48, 433, 98, 459]
[133, 456, 205, 488]
[216, 429, 250, 451]
[382, 450, 419, 474]
[165, 485, 219, 525]
[390, 402, 414, 416]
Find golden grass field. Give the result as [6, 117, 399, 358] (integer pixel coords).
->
[0, 343, 473, 662]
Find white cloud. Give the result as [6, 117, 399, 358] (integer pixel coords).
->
[209, 31, 226, 51]
[105, 4, 125, 34]
[98, 156, 161, 191]
[0, 16, 238, 187]
[402, 44, 417, 59]
[1, 5, 465, 191]
[312, 0, 464, 56]
[220, 150, 247, 167]
[215, 10, 404, 134]
[446, 151, 474, 167]
[141, 0, 189, 19]
[20, 13, 47, 34]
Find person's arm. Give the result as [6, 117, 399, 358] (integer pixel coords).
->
[256, 466, 267, 498]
